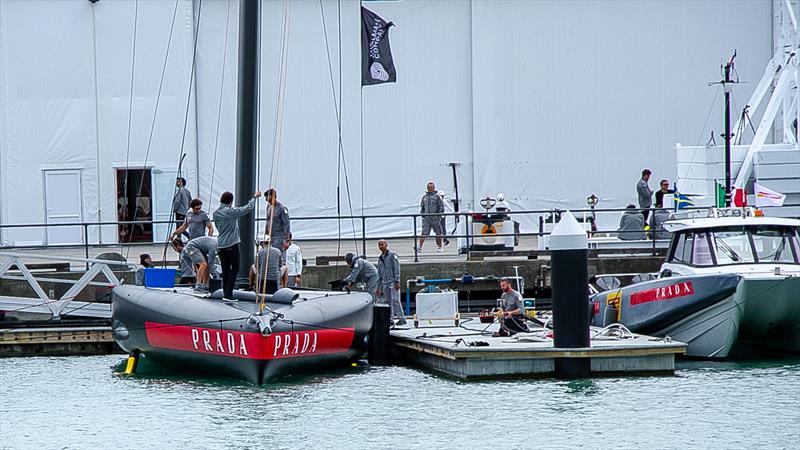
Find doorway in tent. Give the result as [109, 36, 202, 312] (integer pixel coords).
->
[116, 169, 153, 243]
[43, 169, 84, 245]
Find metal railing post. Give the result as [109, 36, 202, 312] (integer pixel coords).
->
[83, 223, 90, 270]
[412, 215, 419, 262]
[361, 216, 367, 257]
[464, 212, 471, 254]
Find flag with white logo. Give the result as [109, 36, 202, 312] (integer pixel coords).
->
[754, 183, 786, 207]
[361, 7, 396, 86]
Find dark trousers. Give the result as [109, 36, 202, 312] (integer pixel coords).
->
[218, 244, 239, 299]
[641, 208, 650, 223]
[175, 213, 189, 239]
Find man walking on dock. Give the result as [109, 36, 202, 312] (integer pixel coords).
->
[213, 190, 262, 300]
[417, 181, 445, 252]
[377, 240, 406, 325]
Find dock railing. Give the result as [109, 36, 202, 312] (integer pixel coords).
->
[1, 204, 797, 264]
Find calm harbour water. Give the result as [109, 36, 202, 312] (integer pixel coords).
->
[1, 355, 799, 449]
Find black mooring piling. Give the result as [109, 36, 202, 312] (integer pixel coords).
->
[550, 210, 591, 378]
[368, 304, 391, 365]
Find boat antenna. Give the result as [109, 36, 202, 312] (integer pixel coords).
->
[721, 50, 737, 207]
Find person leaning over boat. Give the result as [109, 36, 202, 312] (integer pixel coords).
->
[494, 277, 529, 337]
[253, 236, 282, 295]
[171, 236, 217, 292]
[417, 181, 445, 252]
[265, 188, 290, 255]
[617, 204, 646, 240]
[170, 238, 197, 285]
[170, 198, 213, 240]
[376, 240, 406, 326]
[213, 190, 262, 300]
[283, 233, 302, 287]
[134, 253, 152, 286]
[343, 252, 380, 301]
[637, 169, 653, 222]
[172, 177, 192, 239]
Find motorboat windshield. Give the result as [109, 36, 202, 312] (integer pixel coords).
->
[667, 225, 800, 267]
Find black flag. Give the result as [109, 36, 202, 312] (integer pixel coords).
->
[361, 7, 396, 86]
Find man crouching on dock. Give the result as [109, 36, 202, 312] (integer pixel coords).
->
[494, 277, 529, 337]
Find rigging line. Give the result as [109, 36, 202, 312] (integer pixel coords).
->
[680, 85, 722, 191]
[160, 0, 205, 256]
[318, 0, 344, 272]
[259, 0, 292, 310]
[120, 0, 140, 256]
[320, 0, 359, 253]
[208, 0, 233, 208]
[125, 0, 181, 260]
[340, 0, 359, 256]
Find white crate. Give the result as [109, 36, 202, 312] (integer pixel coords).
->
[414, 291, 460, 328]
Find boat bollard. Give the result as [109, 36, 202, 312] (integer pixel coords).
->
[368, 304, 391, 365]
[550, 211, 591, 378]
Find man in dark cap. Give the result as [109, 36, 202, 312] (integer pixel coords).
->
[343, 252, 380, 301]
[134, 253, 152, 286]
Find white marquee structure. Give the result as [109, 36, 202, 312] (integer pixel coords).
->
[0, 0, 780, 245]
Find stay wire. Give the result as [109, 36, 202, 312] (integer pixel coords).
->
[126, 0, 181, 261]
[319, 0, 359, 272]
[207, 0, 233, 207]
[120, 0, 140, 257]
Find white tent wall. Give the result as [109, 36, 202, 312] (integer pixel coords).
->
[0, 0, 199, 246]
[0, 1, 98, 246]
[470, 0, 772, 232]
[0, 0, 775, 246]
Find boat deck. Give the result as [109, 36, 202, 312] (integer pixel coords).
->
[389, 318, 686, 379]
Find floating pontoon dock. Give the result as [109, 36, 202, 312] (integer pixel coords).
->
[390, 319, 686, 379]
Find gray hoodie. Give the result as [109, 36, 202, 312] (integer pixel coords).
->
[344, 257, 380, 294]
[618, 210, 646, 240]
[377, 250, 401, 285]
[212, 198, 256, 248]
[420, 191, 444, 217]
[637, 179, 653, 208]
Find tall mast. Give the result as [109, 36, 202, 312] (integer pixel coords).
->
[722, 51, 736, 207]
[235, 0, 260, 285]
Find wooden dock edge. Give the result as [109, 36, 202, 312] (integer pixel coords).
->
[0, 326, 122, 357]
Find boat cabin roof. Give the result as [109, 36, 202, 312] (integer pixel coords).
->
[663, 216, 800, 233]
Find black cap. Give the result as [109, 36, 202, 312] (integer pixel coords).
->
[345, 253, 355, 266]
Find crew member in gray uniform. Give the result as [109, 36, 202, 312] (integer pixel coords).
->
[171, 236, 218, 292]
[376, 240, 406, 325]
[255, 237, 283, 294]
[172, 177, 192, 238]
[171, 198, 214, 240]
[213, 190, 262, 300]
[637, 169, 653, 222]
[494, 277, 528, 337]
[265, 188, 290, 254]
[343, 252, 379, 301]
[617, 204, 646, 240]
[417, 181, 445, 252]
